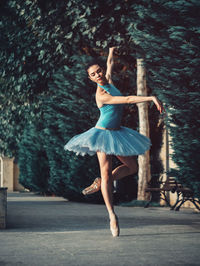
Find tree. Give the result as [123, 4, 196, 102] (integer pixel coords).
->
[136, 58, 151, 201]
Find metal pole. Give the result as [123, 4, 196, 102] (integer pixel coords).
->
[165, 126, 170, 179]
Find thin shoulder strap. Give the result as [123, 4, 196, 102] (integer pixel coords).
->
[98, 83, 112, 94]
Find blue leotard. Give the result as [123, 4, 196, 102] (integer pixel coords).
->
[95, 83, 123, 129]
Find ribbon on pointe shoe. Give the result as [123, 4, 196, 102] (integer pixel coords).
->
[82, 177, 101, 195]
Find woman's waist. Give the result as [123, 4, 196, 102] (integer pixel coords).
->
[95, 125, 121, 131]
[96, 107, 123, 128]
[95, 117, 121, 128]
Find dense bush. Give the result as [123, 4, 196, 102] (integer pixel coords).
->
[18, 123, 50, 193]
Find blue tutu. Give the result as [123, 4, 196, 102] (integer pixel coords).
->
[64, 126, 151, 156]
[64, 83, 151, 157]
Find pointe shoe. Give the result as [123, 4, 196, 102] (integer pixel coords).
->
[82, 177, 101, 195]
[110, 215, 120, 237]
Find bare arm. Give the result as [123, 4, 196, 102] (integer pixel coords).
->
[97, 92, 164, 113]
[105, 47, 116, 83]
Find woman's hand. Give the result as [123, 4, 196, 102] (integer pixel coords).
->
[109, 47, 117, 53]
[152, 96, 165, 114]
[109, 46, 117, 50]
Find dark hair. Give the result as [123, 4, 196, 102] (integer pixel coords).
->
[85, 59, 105, 74]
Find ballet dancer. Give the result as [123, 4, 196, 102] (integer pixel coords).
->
[64, 47, 164, 237]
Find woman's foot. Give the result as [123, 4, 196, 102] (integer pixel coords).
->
[82, 177, 101, 195]
[109, 213, 120, 237]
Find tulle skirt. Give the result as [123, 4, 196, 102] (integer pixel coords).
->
[64, 126, 151, 156]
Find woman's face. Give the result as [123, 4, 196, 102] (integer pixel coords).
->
[88, 64, 106, 85]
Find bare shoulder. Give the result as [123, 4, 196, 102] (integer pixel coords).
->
[96, 86, 106, 101]
[97, 86, 105, 95]
[95, 86, 109, 108]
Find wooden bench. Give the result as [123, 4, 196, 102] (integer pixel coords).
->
[145, 177, 200, 211]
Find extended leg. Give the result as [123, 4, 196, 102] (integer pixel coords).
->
[112, 155, 138, 181]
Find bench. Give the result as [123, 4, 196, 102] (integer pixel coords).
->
[145, 177, 200, 211]
[0, 187, 7, 229]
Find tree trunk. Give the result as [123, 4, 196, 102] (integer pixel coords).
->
[136, 58, 151, 201]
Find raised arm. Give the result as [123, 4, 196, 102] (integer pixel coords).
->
[97, 91, 164, 114]
[105, 47, 116, 83]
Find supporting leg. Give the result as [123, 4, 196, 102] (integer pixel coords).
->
[96, 151, 114, 215]
[96, 151, 119, 237]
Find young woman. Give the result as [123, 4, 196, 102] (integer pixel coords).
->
[64, 47, 164, 237]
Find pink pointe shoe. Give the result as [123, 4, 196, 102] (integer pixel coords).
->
[82, 177, 101, 195]
[110, 215, 120, 237]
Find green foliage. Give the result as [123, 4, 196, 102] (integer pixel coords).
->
[18, 123, 50, 193]
[0, 0, 75, 156]
[41, 55, 100, 200]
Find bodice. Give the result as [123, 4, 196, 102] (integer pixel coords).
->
[95, 83, 123, 129]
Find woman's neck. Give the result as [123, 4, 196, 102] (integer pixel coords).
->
[98, 80, 109, 86]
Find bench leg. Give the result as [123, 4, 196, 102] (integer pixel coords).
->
[170, 192, 182, 211]
[160, 191, 171, 208]
[191, 199, 200, 211]
[171, 200, 182, 211]
[144, 193, 153, 208]
[175, 196, 200, 211]
[174, 200, 185, 211]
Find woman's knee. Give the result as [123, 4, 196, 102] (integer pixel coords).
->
[117, 155, 138, 173]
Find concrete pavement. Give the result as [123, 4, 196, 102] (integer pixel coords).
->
[0, 192, 200, 266]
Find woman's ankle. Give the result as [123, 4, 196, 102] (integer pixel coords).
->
[108, 211, 116, 220]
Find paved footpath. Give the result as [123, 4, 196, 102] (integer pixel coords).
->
[0, 192, 200, 266]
